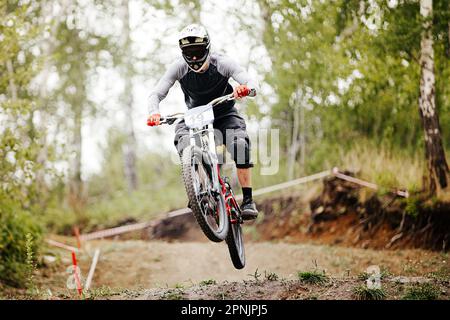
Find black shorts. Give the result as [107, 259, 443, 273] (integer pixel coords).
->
[174, 111, 253, 169]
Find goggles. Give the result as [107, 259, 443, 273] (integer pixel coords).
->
[181, 45, 208, 62]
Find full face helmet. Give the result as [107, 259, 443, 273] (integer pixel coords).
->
[178, 24, 211, 72]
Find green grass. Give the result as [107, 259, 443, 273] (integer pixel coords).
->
[84, 286, 121, 299]
[353, 285, 386, 300]
[264, 271, 279, 281]
[428, 263, 450, 281]
[297, 271, 329, 285]
[161, 288, 185, 300]
[402, 283, 440, 300]
[25, 233, 38, 296]
[174, 283, 185, 289]
[200, 279, 217, 286]
[404, 196, 421, 218]
[339, 140, 423, 193]
[248, 268, 262, 282]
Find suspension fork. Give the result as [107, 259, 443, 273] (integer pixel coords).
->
[191, 125, 227, 217]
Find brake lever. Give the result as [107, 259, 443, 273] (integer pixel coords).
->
[166, 118, 178, 125]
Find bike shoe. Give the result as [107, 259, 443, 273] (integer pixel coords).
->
[241, 199, 258, 220]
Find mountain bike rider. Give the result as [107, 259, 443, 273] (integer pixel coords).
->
[147, 24, 258, 220]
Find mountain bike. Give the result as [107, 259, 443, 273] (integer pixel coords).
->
[149, 92, 253, 269]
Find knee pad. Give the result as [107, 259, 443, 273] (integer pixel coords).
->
[227, 136, 253, 168]
[174, 134, 190, 156]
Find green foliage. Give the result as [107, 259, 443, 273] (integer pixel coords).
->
[0, 211, 42, 287]
[84, 286, 121, 300]
[258, 0, 450, 186]
[404, 196, 421, 218]
[297, 270, 329, 285]
[25, 233, 38, 295]
[248, 268, 262, 282]
[264, 271, 279, 281]
[161, 288, 185, 300]
[402, 283, 440, 300]
[353, 285, 386, 300]
[199, 279, 217, 286]
[0, 0, 49, 288]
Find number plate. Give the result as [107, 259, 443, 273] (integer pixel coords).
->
[185, 104, 214, 129]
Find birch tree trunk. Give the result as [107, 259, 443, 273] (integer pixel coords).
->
[287, 104, 300, 180]
[299, 98, 305, 168]
[121, 0, 138, 191]
[287, 91, 302, 180]
[68, 102, 86, 215]
[35, 0, 63, 199]
[418, 0, 449, 196]
[68, 53, 87, 216]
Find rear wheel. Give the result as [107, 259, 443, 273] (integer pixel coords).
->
[226, 191, 245, 269]
[182, 146, 228, 242]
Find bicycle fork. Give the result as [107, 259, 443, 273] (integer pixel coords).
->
[189, 125, 226, 214]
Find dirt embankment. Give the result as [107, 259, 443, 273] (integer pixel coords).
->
[147, 173, 450, 252]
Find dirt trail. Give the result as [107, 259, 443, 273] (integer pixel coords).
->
[32, 237, 449, 300]
[86, 240, 447, 288]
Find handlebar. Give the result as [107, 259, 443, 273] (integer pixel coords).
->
[152, 89, 256, 126]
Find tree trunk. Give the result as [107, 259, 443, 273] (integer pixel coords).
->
[418, 0, 449, 196]
[35, 0, 61, 201]
[447, 21, 450, 57]
[121, 0, 138, 191]
[68, 59, 87, 216]
[68, 103, 86, 216]
[287, 93, 300, 180]
[299, 97, 305, 168]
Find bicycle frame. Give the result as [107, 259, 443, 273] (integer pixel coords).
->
[157, 92, 250, 222]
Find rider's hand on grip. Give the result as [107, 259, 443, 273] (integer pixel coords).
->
[233, 85, 250, 99]
[147, 113, 161, 126]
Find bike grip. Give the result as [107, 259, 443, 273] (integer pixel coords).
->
[147, 114, 162, 126]
[248, 88, 256, 97]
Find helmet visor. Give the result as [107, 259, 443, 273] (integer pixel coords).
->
[181, 45, 208, 62]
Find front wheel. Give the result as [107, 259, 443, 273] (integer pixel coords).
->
[226, 193, 245, 269]
[181, 146, 228, 242]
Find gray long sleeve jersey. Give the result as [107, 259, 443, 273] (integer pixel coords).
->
[148, 52, 258, 119]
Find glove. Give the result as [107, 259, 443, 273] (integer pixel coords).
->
[147, 113, 161, 126]
[233, 84, 250, 99]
